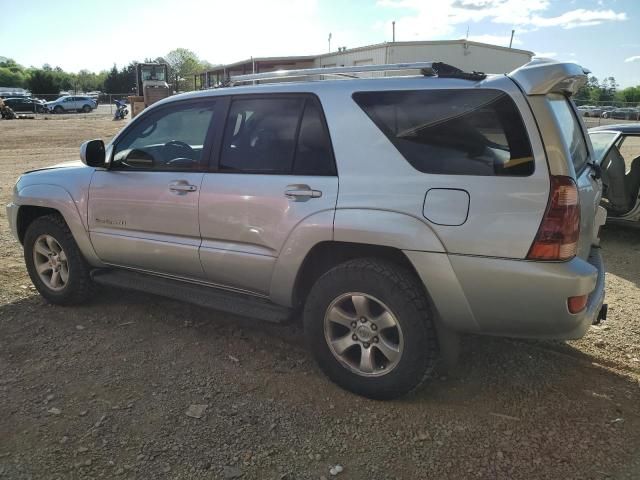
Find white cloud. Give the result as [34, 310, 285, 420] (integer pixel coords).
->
[624, 56, 640, 63]
[377, 0, 627, 40]
[528, 9, 626, 29]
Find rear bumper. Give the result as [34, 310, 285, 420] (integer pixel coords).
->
[406, 247, 605, 340]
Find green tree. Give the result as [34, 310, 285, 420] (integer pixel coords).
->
[616, 86, 640, 104]
[27, 69, 61, 94]
[103, 63, 136, 93]
[165, 48, 201, 92]
[0, 67, 26, 87]
[0, 58, 28, 88]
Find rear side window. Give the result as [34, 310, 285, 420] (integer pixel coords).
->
[548, 98, 589, 173]
[219, 96, 335, 175]
[293, 100, 336, 175]
[220, 97, 303, 173]
[353, 89, 534, 176]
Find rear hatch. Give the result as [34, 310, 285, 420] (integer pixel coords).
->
[508, 59, 604, 261]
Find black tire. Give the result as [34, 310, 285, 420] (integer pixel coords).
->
[24, 214, 94, 305]
[81, 105, 92, 113]
[303, 258, 438, 400]
[53, 105, 63, 114]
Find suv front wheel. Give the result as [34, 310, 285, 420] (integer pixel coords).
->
[24, 214, 94, 305]
[303, 258, 438, 399]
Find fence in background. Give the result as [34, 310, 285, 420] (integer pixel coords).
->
[574, 99, 640, 109]
[2, 93, 132, 118]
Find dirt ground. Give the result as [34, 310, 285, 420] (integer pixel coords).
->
[1, 116, 639, 480]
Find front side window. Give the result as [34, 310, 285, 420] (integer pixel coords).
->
[548, 97, 589, 173]
[353, 89, 534, 176]
[113, 102, 215, 171]
[618, 135, 640, 172]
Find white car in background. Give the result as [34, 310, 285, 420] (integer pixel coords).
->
[46, 95, 97, 114]
[577, 105, 603, 117]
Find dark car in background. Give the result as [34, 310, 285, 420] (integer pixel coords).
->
[2, 97, 49, 113]
[602, 107, 640, 120]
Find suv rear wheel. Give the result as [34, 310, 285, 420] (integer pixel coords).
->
[303, 258, 438, 399]
[81, 105, 92, 113]
[24, 214, 94, 305]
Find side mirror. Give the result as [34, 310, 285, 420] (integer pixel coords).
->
[80, 139, 106, 167]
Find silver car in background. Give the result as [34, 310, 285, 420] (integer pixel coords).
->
[7, 59, 607, 399]
[46, 95, 97, 113]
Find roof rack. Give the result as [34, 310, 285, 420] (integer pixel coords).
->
[226, 62, 486, 85]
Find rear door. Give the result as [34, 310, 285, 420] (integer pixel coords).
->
[198, 94, 338, 295]
[547, 96, 604, 257]
[62, 97, 74, 111]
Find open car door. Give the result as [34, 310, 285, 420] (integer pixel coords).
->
[588, 130, 637, 216]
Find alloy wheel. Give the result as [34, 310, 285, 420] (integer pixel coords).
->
[324, 292, 404, 377]
[32, 234, 69, 291]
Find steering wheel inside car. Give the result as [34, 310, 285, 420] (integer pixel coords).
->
[165, 140, 195, 155]
[164, 140, 198, 168]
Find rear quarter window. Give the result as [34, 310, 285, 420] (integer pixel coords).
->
[352, 89, 534, 176]
[548, 97, 589, 173]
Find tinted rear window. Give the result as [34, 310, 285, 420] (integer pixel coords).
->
[353, 89, 534, 176]
[548, 97, 589, 173]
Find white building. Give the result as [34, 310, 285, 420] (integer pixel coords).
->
[195, 40, 533, 88]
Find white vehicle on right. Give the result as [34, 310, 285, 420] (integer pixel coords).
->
[590, 123, 640, 223]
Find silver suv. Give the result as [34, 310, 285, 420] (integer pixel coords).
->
[46, 95, 97, 113]
[7, 59, 607, 399]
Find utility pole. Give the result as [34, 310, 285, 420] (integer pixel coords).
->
[392, 21, 395, 42]
[328, 33, 332, 53]
[509, 29, 515, 48]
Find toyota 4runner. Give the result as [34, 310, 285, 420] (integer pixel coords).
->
[7, 59, 607, 399]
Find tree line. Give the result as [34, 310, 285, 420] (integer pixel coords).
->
[574, 75, 640, 104]
[0, 48, 214, 95]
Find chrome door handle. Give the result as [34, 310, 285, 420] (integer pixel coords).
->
[285, 185, 322, 201]
[169, 182, 197, 193]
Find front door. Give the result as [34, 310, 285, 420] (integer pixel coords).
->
[88, 98, 220, 278]
[198, 94, 338, 295]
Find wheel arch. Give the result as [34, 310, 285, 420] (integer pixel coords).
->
[291, 241, 420, 308]
[15, 185, 103, 266]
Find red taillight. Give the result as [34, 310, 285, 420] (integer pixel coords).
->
[527, 176, 580, 261]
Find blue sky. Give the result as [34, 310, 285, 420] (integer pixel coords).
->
[2, 0, 639, 86]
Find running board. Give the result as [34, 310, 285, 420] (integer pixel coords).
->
[91, 269, 292, 323]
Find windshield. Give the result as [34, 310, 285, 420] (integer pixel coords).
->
[589, 131, 620, 163]
[141, 67, 166, 82]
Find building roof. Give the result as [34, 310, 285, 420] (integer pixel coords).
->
[203, 55, 316, 73]
[316, 39, 534, 58]
[198, 39, 533, 76]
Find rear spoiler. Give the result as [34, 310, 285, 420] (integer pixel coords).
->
[508, 58, 590, 96]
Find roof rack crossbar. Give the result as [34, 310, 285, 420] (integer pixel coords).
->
[229, 62, 437, 84]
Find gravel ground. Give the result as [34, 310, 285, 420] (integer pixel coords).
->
[0, 117, 639, 480]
